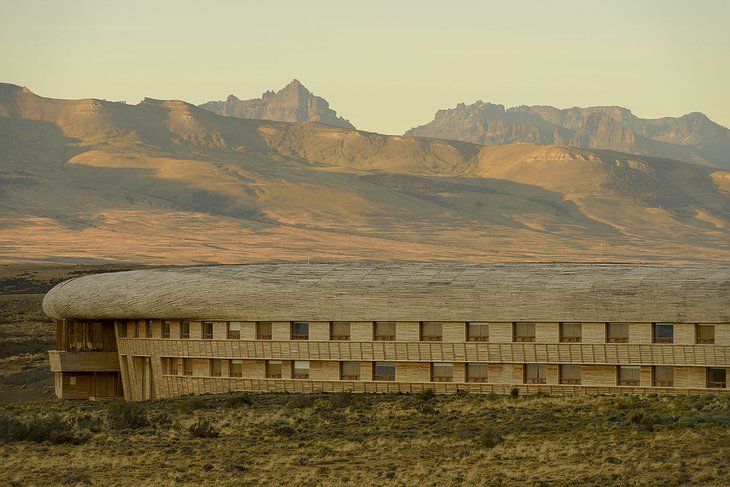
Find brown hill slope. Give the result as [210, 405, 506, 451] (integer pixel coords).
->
[405, 102, 730, 170]
[199, 79, 354, 129]
[1, 83, 729, 264]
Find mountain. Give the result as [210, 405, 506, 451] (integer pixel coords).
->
[1, 82, 729, 265]
[405, 102, 730, 170]
[199, 79, 354, 129]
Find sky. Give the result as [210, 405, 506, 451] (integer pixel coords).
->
[1, 0, 728, 134]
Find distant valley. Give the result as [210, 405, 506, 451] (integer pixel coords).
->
[0, 81, 729, 265]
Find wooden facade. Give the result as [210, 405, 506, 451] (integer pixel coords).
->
[43, 264, 730, 400]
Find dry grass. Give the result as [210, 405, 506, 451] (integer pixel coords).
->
[0, 392, 728, 486]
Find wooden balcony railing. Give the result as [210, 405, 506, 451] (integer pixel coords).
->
[229, 372, 242, 378]
[331, 335, 350, 340]
[211, 371, 221, 377]
[707, 381, 727, 388]
[467, 336, 489, 342]
[227, 332, 240, 340]
[257, 334, 272, 340]
[467, 377, 488, 383]
[291, 334, 309, 340]
[525, 378, 546, 384]
[266, 373, 282, 379]
[696, 338, 715, 344]
[618, 380, 640, 386]
[292, 373, 309, 379]
[373, 375, 395, 381]
[432, 376, 453, 382]
[514, 336, 535, 342]
[653, 381, 673, 387]
[653, 337, 673, 343]
[340, 374, 360, 380]
[421, 335, 442, 341]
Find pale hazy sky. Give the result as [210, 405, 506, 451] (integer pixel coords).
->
[1, 0, 728, 134]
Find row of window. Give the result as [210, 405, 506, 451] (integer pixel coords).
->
[121, 320, 719, 344]
[160, 358, 728, 389]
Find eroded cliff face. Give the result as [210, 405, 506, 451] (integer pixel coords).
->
[199, 79, 354, 129]
[406, 101, 730, 170]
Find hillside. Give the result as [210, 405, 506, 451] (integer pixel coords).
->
[199, 79, 354, 129]
[1, 83, 729, 264]
[406, 102, 730, 170]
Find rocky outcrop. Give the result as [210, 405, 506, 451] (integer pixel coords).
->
[406, 101, 730, 169]
[200, 79, 354, 129]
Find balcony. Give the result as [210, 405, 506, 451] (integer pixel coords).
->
[653, 336, 673, 344]
[525, 377, 546, 384]
[653, 380, 673, 387]
[421, 335, 442, 342]
[561, 336, 582, 343]
[467, 377, 488, 383]
[340, 374, 360, 380]
[291, 334, 309, 340]
[618, 380, 640, 386]
[514, 336, 535, 342]
[432, 376, 453, 382]
[374, 335, 395, 341]
[696, 338, 715, 344]
[331, 334, 350, 340]
[373, 374, 395, 381]
[257, 334, 272, 340]
[48, 351, 120, 373]
[607, 337, 628, 343]
[560, 378, 582, 385]
[707, 381, 727, 388]
[292, 373, 309, 379]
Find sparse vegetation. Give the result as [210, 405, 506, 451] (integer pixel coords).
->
[0, 392, 729, 485]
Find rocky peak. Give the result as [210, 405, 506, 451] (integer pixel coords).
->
[199, 79, 354, 129]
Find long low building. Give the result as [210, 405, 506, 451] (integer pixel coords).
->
[42, 263, 730, 400]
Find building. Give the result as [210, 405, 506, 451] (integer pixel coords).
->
[43, 263, 730, 401]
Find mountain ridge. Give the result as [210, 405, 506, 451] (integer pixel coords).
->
[406, 100, 730, 170]
[0, 82, 729, 265]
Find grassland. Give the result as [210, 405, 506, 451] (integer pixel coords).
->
[0, 265, 729, 486]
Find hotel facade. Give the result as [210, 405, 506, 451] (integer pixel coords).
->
[43, 264, 730, 401]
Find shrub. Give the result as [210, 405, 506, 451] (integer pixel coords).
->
[272, 424, 297, 437]
[189, 419, 219, 438]
[224, 393, 253, 408]
[107, 401, 149, 430]
[0, 414, 85, 444]
[509, 388, 520, 400]
[416, 388, 436, 403]
[477, 428, 504, 449]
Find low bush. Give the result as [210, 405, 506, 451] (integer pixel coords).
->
[476, 428, 504, 449]
[0, 414, 86, 444]
[107, 401, 149, 430]
[224, 393, 253, 408]
[189, 419, 219, 438]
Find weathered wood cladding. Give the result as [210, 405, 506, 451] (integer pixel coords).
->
[117, 338, 730, 366]
[42, 264, 730, 323]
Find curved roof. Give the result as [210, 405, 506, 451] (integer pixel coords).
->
[42, 263, 730, 322]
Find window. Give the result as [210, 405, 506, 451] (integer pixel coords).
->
[162, 357, 179, 375]
[202, 322, 214, 339]
[291, 322, 309, 340]
[606, 323, 629, 343]
[89, 322, 104, 350]
[431, 362, 453, 382]
[618, 365, 640, 386]
[707, 368, 726, 388]
[230, 359, 242, 378]
[257, 322, 272, 340]
[266, 360, 282, 378]
[374, 322, 396, 341]
[181, 320, 190, 339]
[524, 364, 546, 384]
[560, 323, 582, 343]
[560, 365, 582, 384]
[162, 321, 171, 339]
[209, 359, 222, 377]
[514, 322, 536, 342]
[183, 358, 193, 376]
[145, 320, 152, 338]
[653, 323, 673, 343]
[340, 361, 360, 380]
[467, 363, 488, 383]
[69, 376, 76, 386]
[653, 366, 673, 387]
[331, 322, 350, 340]
[374, 361, 396, 381]
[227, 322, 241, 339]
[467, 322, 489, 342]
[292, 360, 310, 379]
[118, 321, 127, 338]
[420, 322, 442, 341]
[696, 325, 715, 344]
[133, 320, 140, 339]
